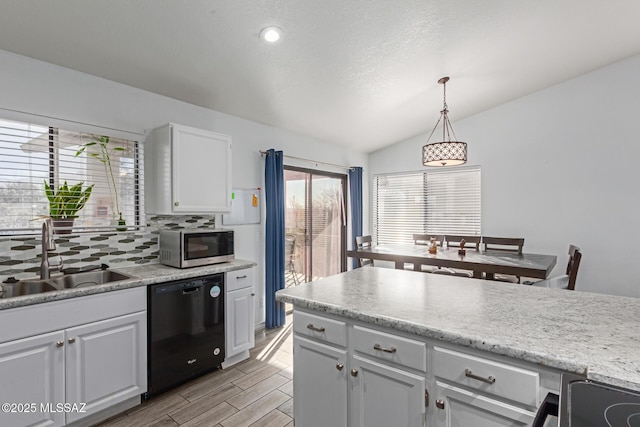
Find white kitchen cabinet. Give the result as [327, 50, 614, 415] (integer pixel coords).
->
[0, 287, 147, 427]
[223, 268, 255, 368]
[65, 312, 147, 424]
[350, 354, 426, 427]
[294, 336, 348, 427]
[0, 331, 65, 427]
[290, 307, 561, 427]
[433, 382, 535, 427]
[145, 123, 232, 214]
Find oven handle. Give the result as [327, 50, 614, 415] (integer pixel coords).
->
[532, 392, 559, 427]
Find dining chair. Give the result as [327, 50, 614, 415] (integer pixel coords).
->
[482, 237, 525, 254]
[409, 234, 443, 272]
[527, 245, 582, 290]
[285, 234, 299, 286]
[445, 235, 481, 251]
[482, 236, 525, 283]
[354, 235, 374, 267]
[432, 235, 482, 277]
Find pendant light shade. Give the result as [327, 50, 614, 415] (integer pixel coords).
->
[422, 77, 467, 167]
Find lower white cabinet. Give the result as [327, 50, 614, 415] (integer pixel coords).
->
[434, 382, 535, 427]
[223, 268, 255, 367]
[65, 312, 147, 424]
[292, 310, 426, 427]
[291, 308, 560, 427]
[293, 335, 348, 427]
[0, 287, 147, 427]
[0, 331, 65, 427]
[350, 355, 426, 427]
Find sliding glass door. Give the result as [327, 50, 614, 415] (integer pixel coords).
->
[284, 167, 347, 285]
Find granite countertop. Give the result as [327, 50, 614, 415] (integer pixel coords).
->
[276, 267, 640, 392]
[0, 259, 256, 310]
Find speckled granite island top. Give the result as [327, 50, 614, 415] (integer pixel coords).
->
[0, 259, 256, 310]
[276, 267, 640, 392]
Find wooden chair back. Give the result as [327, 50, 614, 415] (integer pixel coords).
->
[412, 234, 443, 246]
[354, 235, 374, 267]
[445, 235, 481, 251]
[482, 237, 525, 255]
[566, 244, 582, 291]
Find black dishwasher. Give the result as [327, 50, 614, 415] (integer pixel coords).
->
[147, 274, 225, 396]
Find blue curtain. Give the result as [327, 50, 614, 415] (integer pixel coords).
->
[349, 167, 363, 270]
[265, 149, 286, 328]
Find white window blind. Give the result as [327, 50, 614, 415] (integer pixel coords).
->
[0, 118, 142, 234]
[373, 166, 481, 244]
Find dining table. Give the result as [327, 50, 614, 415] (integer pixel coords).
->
[347, 243, 557, 280]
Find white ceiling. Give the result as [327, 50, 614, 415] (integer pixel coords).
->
[1, 1, 640, 153]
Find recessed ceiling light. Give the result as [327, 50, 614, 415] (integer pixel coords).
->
[260, 26, 283, 43]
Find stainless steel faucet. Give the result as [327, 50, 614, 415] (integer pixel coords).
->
[40, 219, 63, 279]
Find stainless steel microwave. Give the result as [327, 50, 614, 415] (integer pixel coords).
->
[159, 229, 234, 268]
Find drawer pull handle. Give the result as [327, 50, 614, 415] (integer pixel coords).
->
[236, 275, 248, 279]
[373, 343, 397, 353]
[336, 362, 344, 371]
[307, 323, 325, 332]
[465, 368, 496, 384]
[436, 399, 445, 410]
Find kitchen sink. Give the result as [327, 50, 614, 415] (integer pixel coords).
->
[0, 280, 59, 298]
[48, 270, 132, 289]
[0, 270, 133, 298]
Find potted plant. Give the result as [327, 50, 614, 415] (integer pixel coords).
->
[44, 180, 94, 234]
[75, 135, 127, 230]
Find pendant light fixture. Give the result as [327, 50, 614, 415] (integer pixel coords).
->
[422, 77, 467, 167]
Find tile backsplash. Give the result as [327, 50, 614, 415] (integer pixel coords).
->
[0, 215, 215, 280]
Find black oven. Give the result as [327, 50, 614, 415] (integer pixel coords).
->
[147, 274, 225, 396]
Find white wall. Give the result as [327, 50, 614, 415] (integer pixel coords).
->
[0, 49, 369, 324]
[370, 53, 640, 297]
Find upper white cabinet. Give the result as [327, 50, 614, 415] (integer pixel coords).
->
[145, 123, 232, 214]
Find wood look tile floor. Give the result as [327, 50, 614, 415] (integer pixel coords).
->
[95, 317, 294, 427]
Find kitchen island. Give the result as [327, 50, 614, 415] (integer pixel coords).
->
[276, 267, 640, 426]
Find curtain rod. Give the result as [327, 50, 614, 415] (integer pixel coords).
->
[0, 106, 146, 136]
[259, 150, 355, 171]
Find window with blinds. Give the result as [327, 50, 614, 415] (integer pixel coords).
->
[373, 166, 481, 244]
[0, 118, 142, 234]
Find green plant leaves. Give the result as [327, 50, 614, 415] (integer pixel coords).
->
[43, 180, 94, 219]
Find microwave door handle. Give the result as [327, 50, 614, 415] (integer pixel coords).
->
[532, 392, 559, 427]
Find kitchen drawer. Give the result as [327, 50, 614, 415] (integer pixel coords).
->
[352, 325, 426, 372]
[293, 311, 347, 347]
[227, 268, 254, 291]
[433, 346, 539, 407]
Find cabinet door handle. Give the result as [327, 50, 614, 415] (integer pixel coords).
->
[56, 341, 64, 347]
[236, 275, 247, 279]
[425, 389, 430, 407]
[251, 293, 256, 296]
[350, 369, 358, 377]
[307, 323, 325, 332]
[336, 362, 344, 371]
[373, 343, 397, 353]
[436, 399, 445, 410]
[464, 368, 496, 384]
[68, 337, 76, 344]
[174, 201, 179, 206]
